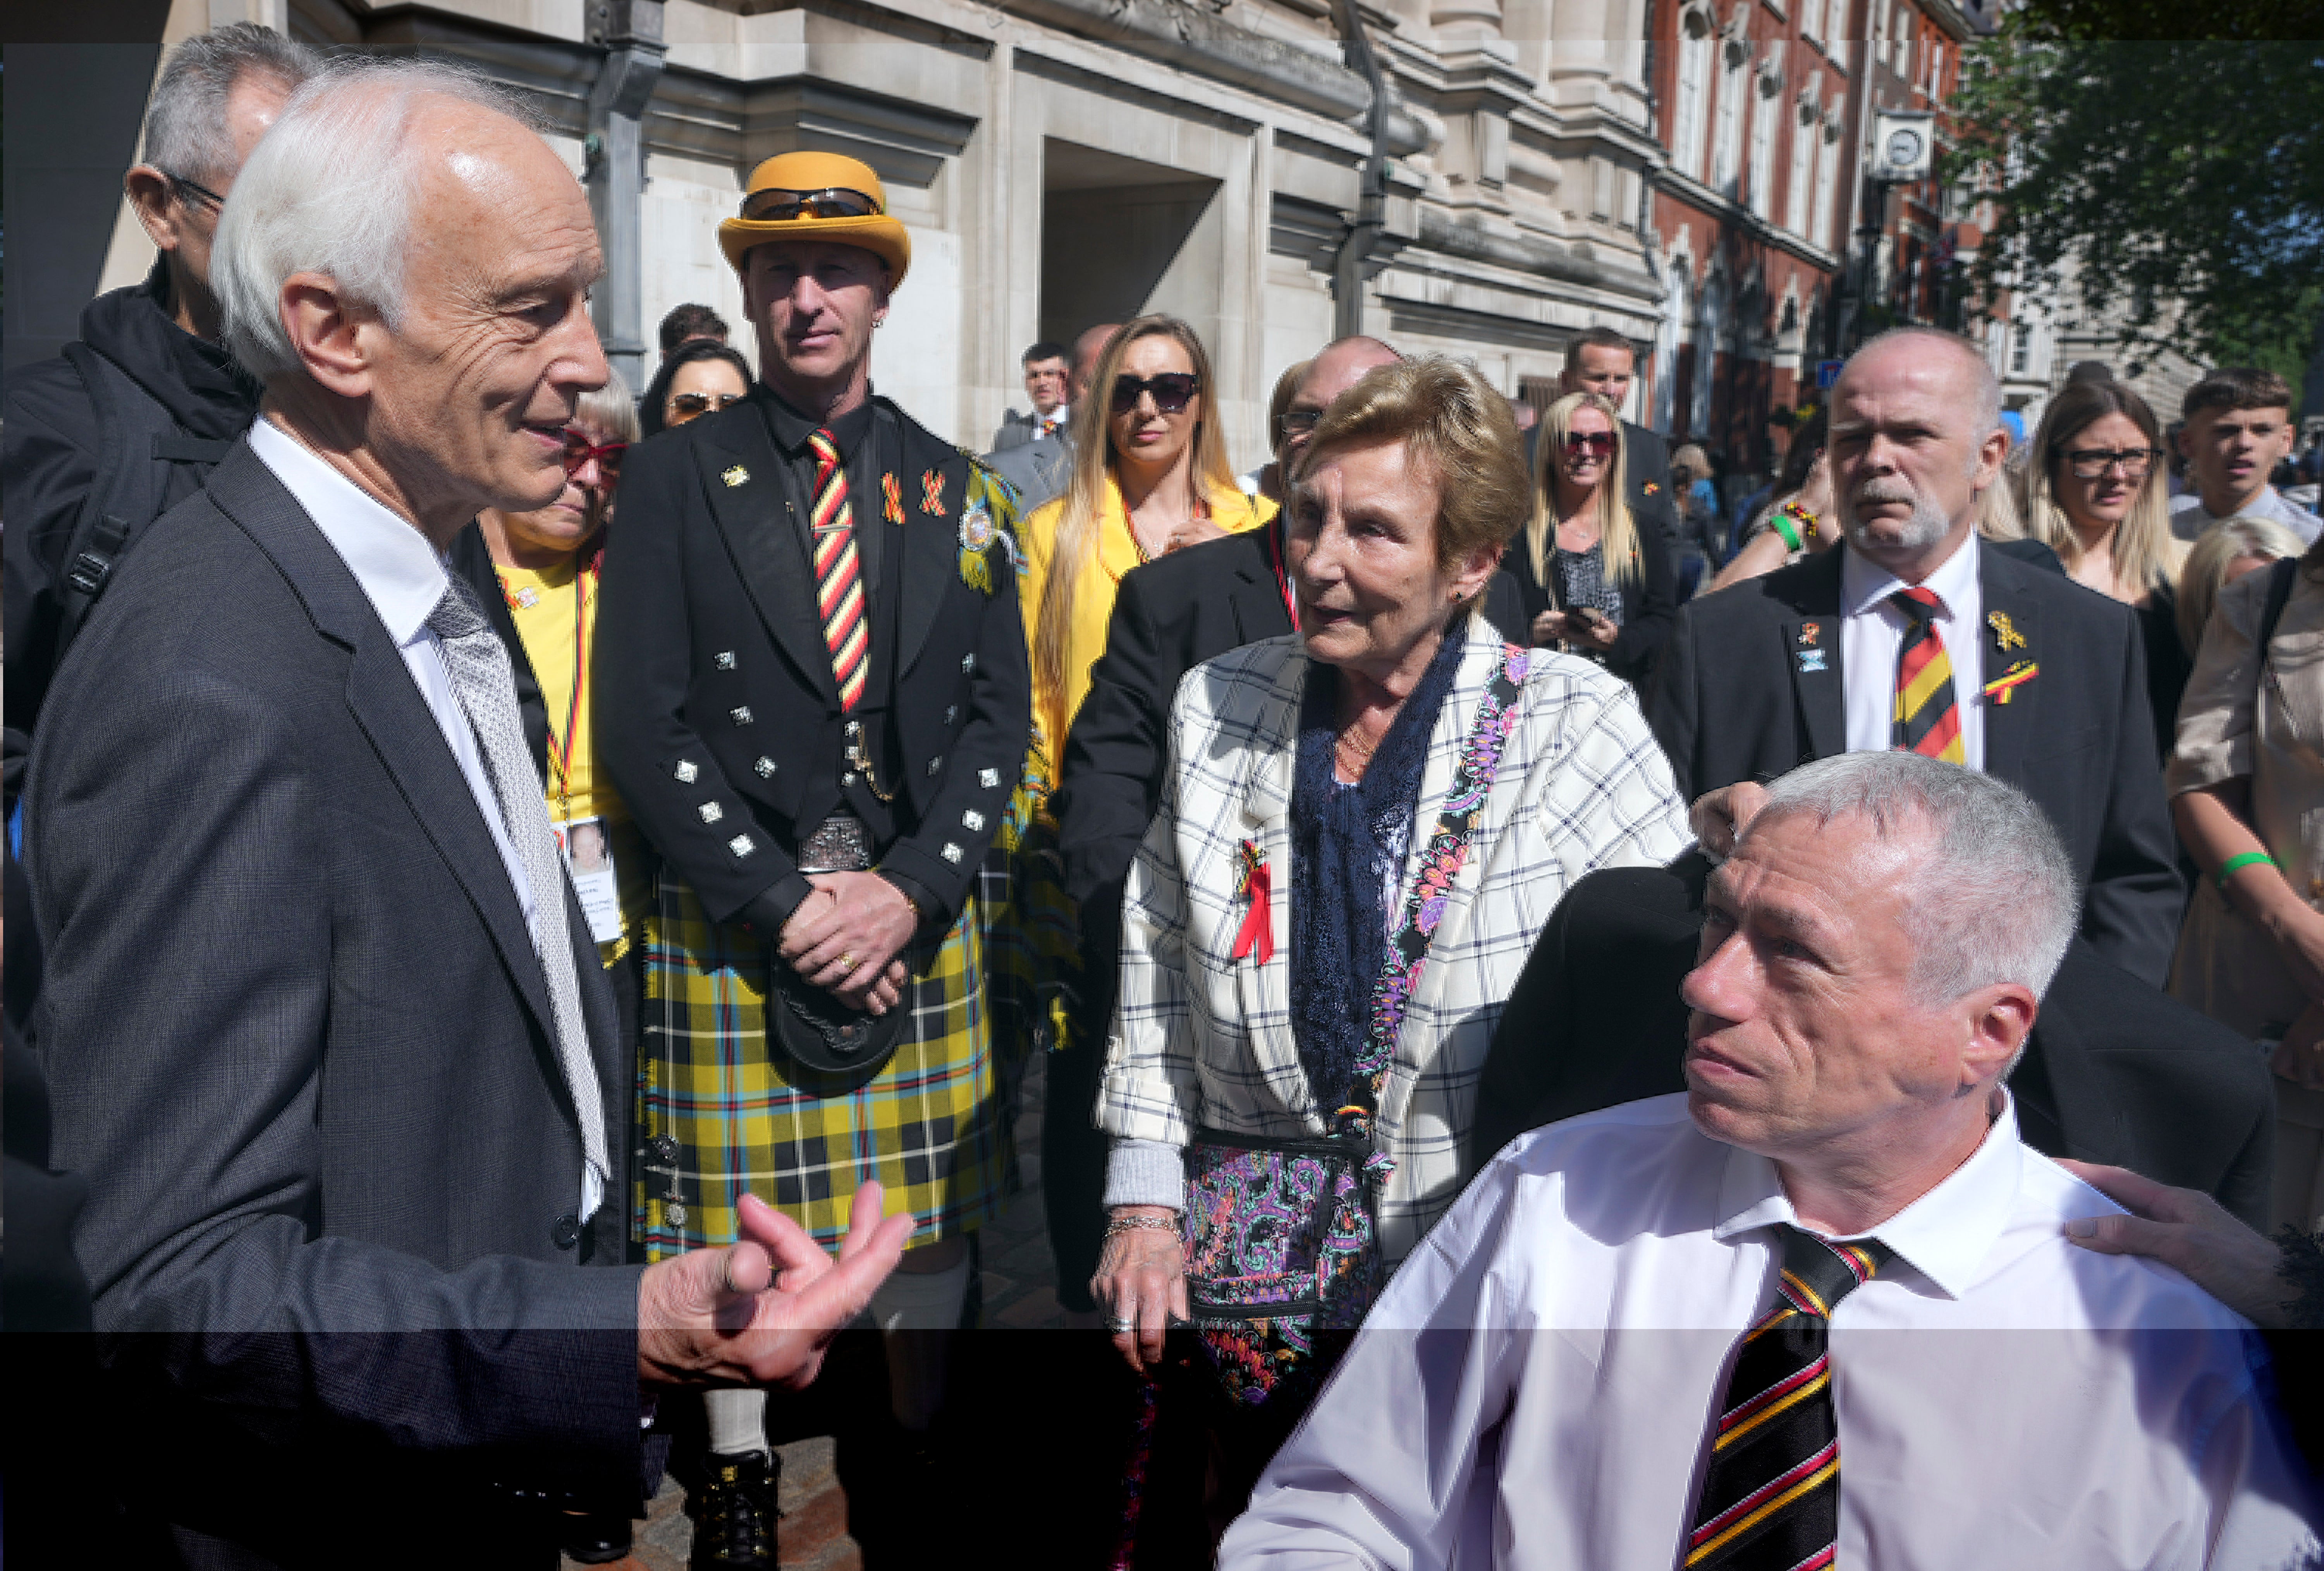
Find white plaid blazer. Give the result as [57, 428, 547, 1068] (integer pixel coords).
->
[1097, 617, 1691, 1261]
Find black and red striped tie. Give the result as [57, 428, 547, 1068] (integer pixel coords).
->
[1684, 1224, 1896, 1571]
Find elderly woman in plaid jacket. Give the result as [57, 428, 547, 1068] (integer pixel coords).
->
[1090, 357, 1690, 1540]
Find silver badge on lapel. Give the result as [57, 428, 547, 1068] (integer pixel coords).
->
[721, 465, 750, 488]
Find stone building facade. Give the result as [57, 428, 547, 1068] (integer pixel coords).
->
[130, 0, 1678, 464]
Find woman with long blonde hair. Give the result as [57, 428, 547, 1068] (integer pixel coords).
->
[2023, 376, 2191, 745]
[1019, 314, 1275, 759]
[1504, 389, 1678, 686]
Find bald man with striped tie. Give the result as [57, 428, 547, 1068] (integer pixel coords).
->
[1220, 753, 2316, 1571]
[1648, 328, 2181, 984]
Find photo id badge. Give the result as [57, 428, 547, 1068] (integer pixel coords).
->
[552, 815, 624, 944]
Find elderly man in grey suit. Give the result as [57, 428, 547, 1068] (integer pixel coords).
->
[24, 60, 908, 1566]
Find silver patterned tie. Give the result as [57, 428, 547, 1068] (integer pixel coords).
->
[426, 575, 609, 1218]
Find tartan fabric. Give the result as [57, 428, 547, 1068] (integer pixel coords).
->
[1098, 616, 1692, 1262]
[634, 874, 1017, 1257]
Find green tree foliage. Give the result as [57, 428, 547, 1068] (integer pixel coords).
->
[1950, 3, 2324, 380]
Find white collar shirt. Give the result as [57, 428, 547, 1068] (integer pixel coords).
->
[1032, 403, 1069, 441]
[1840, 531, 1985, 769]
[250, 421, 603, 1211]
[1223, 1092, 2318, 1571]
[2171, 484, 2324, 545]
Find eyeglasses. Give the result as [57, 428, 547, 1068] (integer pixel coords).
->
[667, 390, 747, 423]
[561, 429, 626, 478]
[1111, 373, 1201, 415]
[2063, 446, 2163, 480]
[1563, 430, 1619, 455]
[160, 169, 225, 212]
[739, 186, 885, 222]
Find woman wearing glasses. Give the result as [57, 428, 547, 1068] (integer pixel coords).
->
[1505, 390, 1678, 687]
[1020, 314, 1275, 768]
[2023, 377, 2190, 746]
[638, 337, 755, 438]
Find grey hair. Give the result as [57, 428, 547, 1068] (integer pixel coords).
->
[139, 23, 321, 187]
[577, 370, 639, 446]
[1851, 326, 2004, 443]
[211, 57, 545, 383]
[1746, 752, 2078, 1020]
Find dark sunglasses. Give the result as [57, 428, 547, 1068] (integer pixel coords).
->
[1111, 373, 1201, 415]
[667, 390, 747, 422]
[561, 429, 626, 478]
[2063, 446, 2163, 479]
[740, 186, 885, 222]
[1563, 429, 1618, 454]
[161, 169, 226, 212]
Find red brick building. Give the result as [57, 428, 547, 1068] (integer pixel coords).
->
[1643, 0, 1994, 493]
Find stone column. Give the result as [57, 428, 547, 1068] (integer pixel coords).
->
[586, 0, 667, 398]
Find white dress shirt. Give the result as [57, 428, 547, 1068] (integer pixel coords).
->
[1841, 531, 1985, 769]
[2171, 484, 2324, 545]
[251, 419, 601, 1219]
[1222, 1093, 2318, 1570]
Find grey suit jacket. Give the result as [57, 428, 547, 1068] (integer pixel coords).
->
[982, 430, 1073, 513]
[24, 440, 644, 1532]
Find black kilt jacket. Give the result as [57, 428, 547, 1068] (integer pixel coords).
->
[593, 390, 1032, 933]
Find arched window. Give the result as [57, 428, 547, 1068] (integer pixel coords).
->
[1693, 267, 1725, 439]
[1785, 86, 1818, 234]
[1711, 27, 1748, 198]
[1747, 53, 1781, 218]
[1659, 258, 1693, 433]
[1812, 110, 1842, 250]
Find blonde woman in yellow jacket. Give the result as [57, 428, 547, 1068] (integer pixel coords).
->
[1019, 314, 1277, 764]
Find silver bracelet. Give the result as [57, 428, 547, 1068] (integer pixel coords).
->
[1103, 1213, 1180, 1239]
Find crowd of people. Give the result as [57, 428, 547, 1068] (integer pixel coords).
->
[4, 23, 2323, 1571]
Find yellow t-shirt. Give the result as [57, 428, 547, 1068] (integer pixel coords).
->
[1018, 475, 1277, 754]
[493, 553, 652, 962]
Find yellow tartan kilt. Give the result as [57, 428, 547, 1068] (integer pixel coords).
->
[634, 872, 1018, 1259]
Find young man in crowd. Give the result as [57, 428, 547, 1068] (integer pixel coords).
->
[659, 301, 731, 359]
[983, 322, 1117, 512]
[990, 338, 1072, 449]
[2170, 366, 2321, 544]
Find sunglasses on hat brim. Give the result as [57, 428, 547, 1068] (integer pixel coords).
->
[739, 186, 886, 223]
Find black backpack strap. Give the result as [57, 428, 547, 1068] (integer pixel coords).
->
[52, 345, 205, 650]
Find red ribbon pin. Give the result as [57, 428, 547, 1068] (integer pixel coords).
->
[1231, 840, 1273, 964]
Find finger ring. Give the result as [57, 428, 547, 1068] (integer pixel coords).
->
[837, 953, 856, 974]
[1105, 1317, 1136, 1334]
[720, 1250, 739, 1296]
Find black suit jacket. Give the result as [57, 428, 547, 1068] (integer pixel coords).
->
[22, 441, 644, 1555]
[595, 390, 1033, 935]
[1470, 864, 2274, 1229]
[1647, 539, 2183, 984]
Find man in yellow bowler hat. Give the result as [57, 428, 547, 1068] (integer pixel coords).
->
[595, 150, 1034, 1568]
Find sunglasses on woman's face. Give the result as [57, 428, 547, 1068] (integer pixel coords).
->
[1111, 373, 1201, 416]
[739, 186, 885, 222]
[561, 429, 626, 478]
[667, 390, 747, 424]
[1563, 430, 1618, 455]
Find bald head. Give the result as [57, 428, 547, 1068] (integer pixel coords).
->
[1827, 328, 2009, 583]
[1282, 336, 1403, 474]
[1071, 322, 1121, 401]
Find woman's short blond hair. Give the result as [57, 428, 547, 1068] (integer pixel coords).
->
[1300, 355, 1530, 570]
[2177, 514, 2307, 656]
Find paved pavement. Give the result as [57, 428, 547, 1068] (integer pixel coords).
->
[565, 1047, 1074, 1571]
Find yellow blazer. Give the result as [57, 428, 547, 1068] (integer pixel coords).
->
[1019, 472, 1275, 755]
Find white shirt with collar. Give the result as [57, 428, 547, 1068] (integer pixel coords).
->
[1841, 530, 1986, 769]
[1032, 402, 1069, 441]
[2171, 484, 2324, 545]
[1222, 1091, 2317, 1570]
[250, 419, 600, 1217]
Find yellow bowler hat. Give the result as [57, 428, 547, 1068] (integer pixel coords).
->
[718, 151, 911, 288]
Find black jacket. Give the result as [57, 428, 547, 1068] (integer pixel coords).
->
[1501, 514, 1681, 687]
[1469, 862, 2274, 1230]
[594, 389, 1032, 935]
[1647, 539, 2184, 984]
[2, 258, 260, 781]
[449, 523, 552, 775]
[25, 442, 643, 1558]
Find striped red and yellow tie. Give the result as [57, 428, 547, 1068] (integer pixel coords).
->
[1685, 1225, 1895, 1571]
[1890, 586, 1964, 763]
[808, 429, 868, 712]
